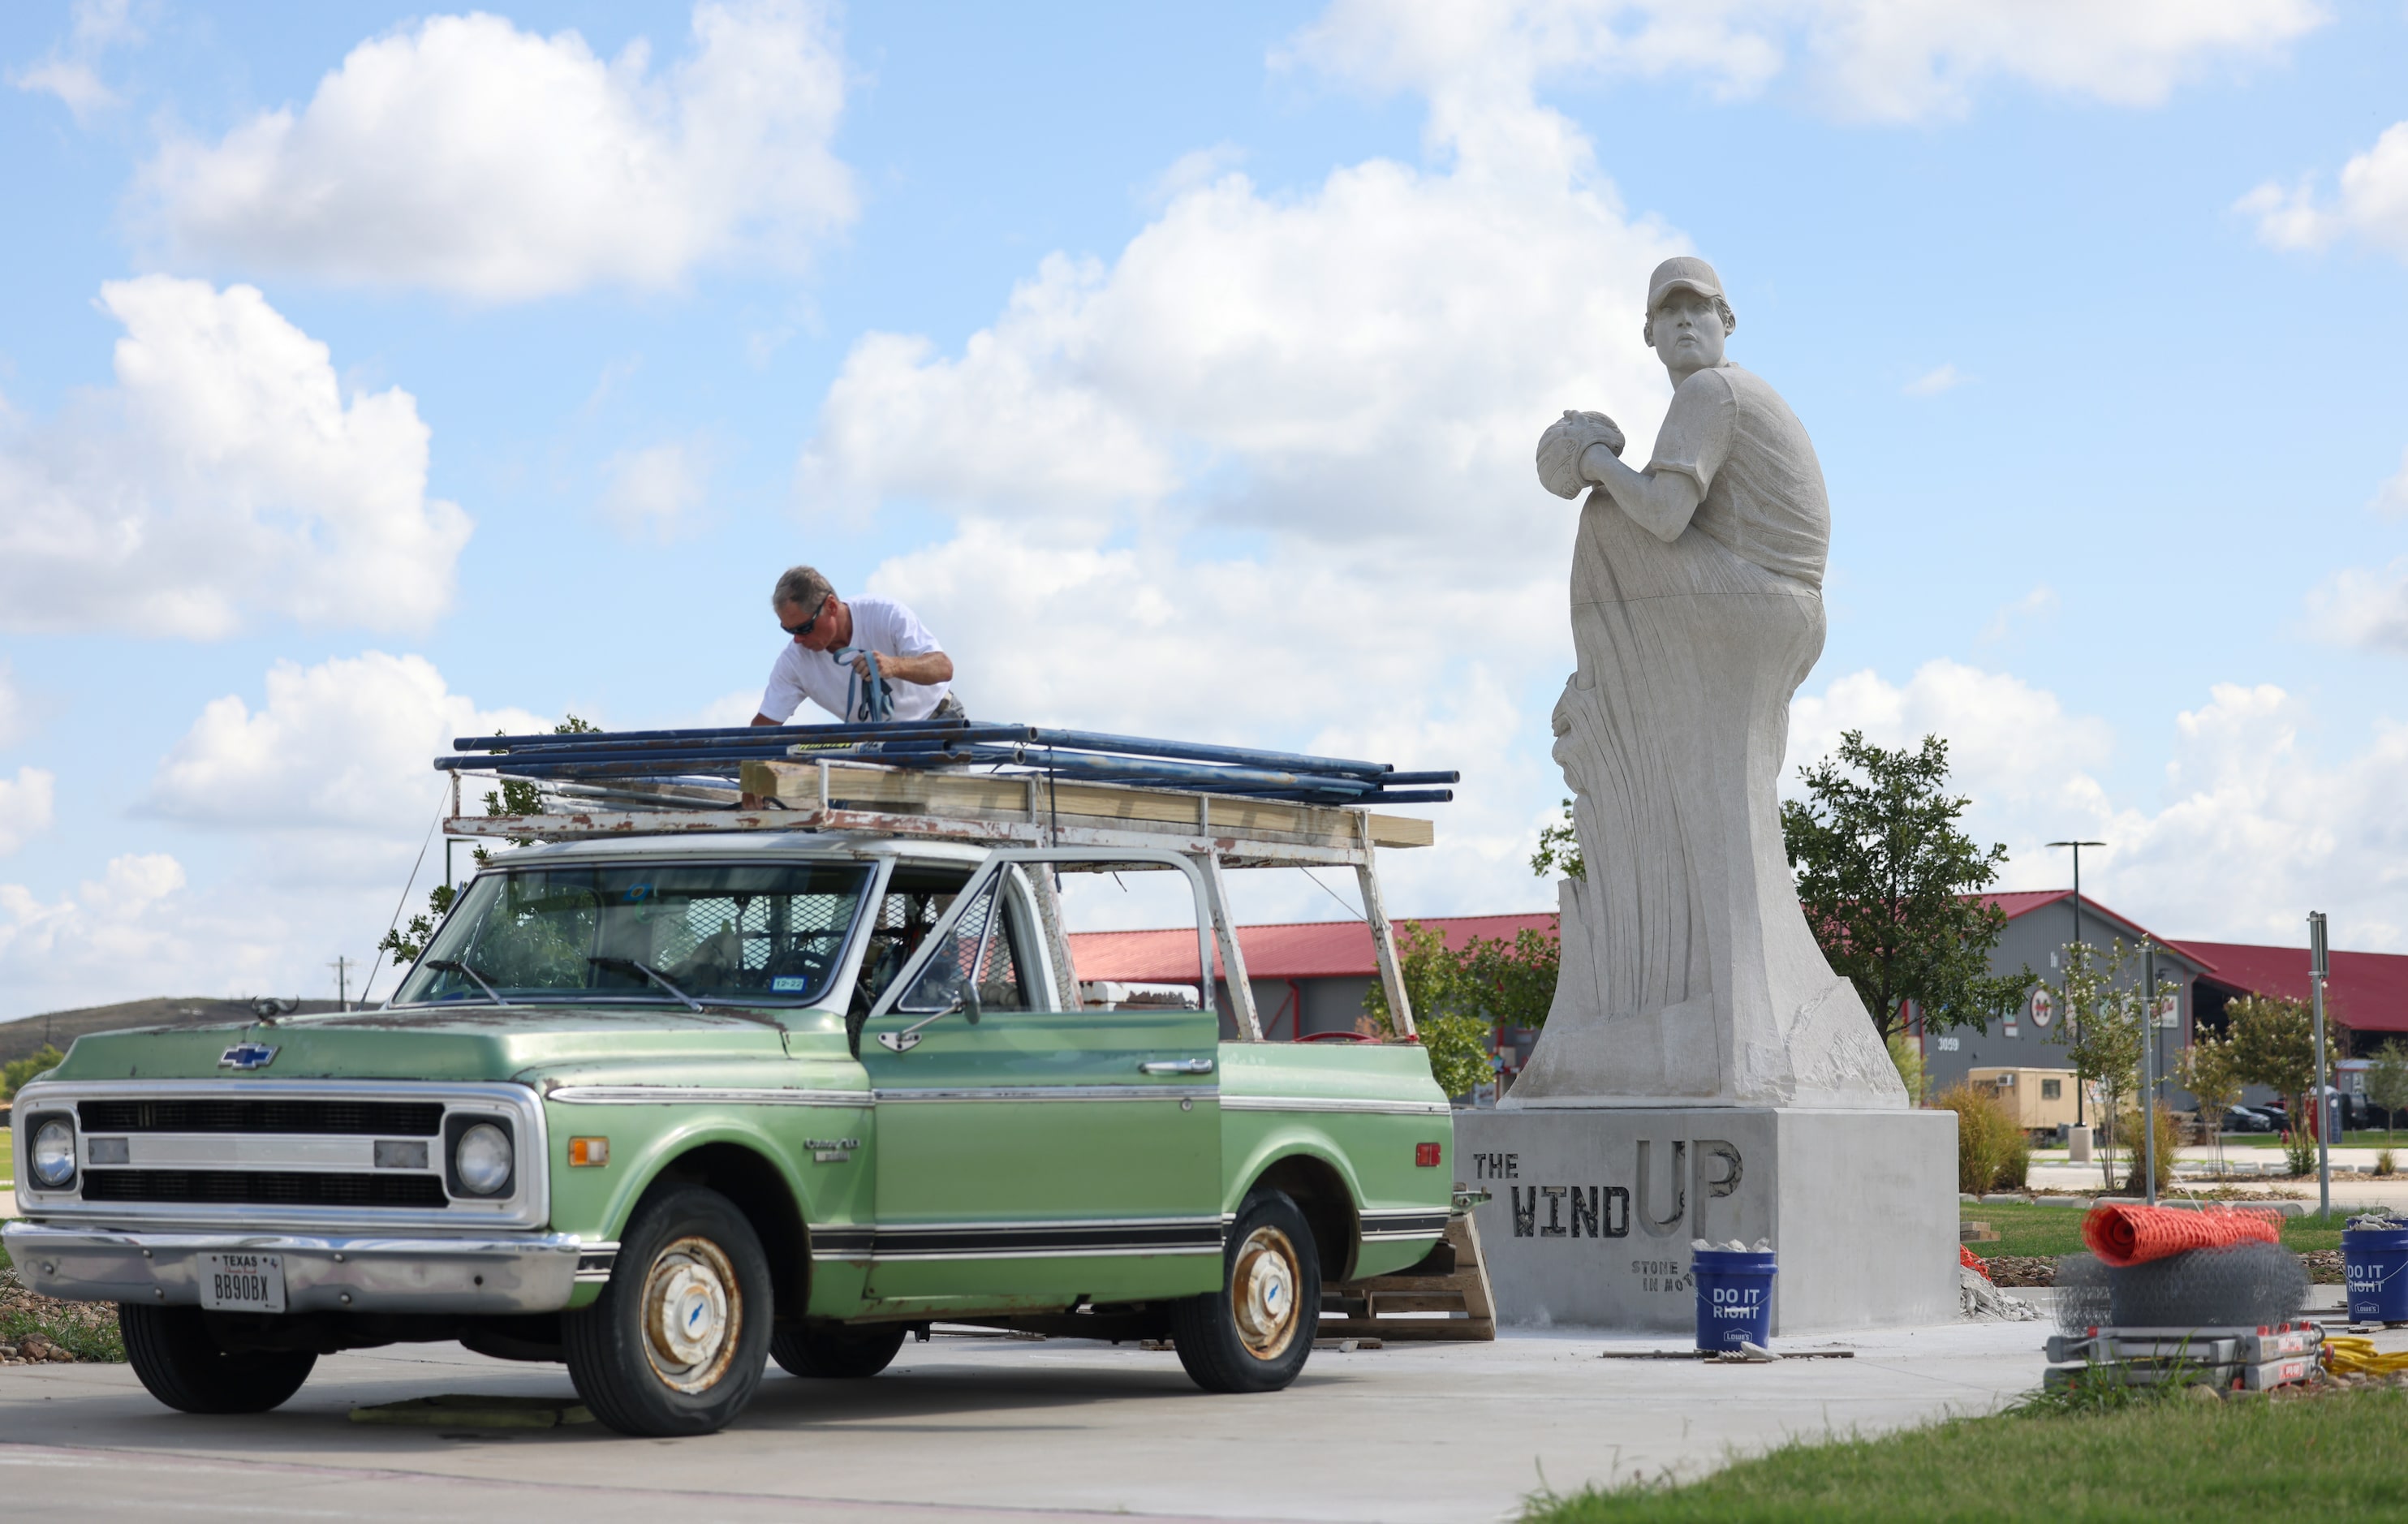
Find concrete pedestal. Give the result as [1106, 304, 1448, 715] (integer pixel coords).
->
[1454, 1107, 1958, 1334]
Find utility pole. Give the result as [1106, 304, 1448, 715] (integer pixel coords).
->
[2310, 911, 2331, 1218]
[2141, 941, 2158, 1206]
[2048, 840, 2106, 1126]
[330, 956, 353, 1013]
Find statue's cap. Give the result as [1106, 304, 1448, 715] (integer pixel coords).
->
[1648, 256, 1724, 312]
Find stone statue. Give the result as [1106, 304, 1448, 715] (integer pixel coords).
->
[1513, 256, 1903, 1111]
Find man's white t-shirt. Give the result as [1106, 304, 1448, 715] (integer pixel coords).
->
[759, 596, 954, 723]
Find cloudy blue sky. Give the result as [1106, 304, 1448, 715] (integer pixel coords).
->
[2, 0, 2406, 1017]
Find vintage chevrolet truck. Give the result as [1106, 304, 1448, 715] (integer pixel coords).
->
[5, 755, 1454, 1436]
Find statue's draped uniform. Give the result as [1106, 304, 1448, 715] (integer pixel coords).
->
[1513, 363, 1904, 1109]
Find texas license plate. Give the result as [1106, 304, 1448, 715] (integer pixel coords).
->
[198, 1252, 286, 1313]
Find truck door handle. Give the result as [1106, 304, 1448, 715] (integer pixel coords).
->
[1139, 1058, 1215, 1075]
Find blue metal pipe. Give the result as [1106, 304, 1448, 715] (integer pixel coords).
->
[450, 719, 1022, 751]
[1023, 728, 1389, 779]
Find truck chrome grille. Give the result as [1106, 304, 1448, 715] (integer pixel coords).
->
[83, 1169, 450, 1208]
[77, 1099, 445, 1135]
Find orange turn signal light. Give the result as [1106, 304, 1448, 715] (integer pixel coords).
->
[569, 1136, 610, 1168]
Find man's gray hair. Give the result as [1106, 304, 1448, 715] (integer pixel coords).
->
[772, 565, 834, 613]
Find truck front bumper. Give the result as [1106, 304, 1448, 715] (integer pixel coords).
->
[1, 1221, 614, 1315]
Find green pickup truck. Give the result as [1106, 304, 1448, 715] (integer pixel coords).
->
[6, 784, 1454, 1436]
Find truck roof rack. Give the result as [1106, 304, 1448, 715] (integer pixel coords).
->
[433, 721, 1449, 1038]
[436, 722, 1450, 869]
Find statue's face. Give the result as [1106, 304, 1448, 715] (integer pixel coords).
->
[1649, 289, 1725, 372]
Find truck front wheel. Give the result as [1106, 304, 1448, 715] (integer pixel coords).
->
[563, 1185, 773, 1436]
[1170, 1188, 1320, 1393]
[770, 1320, 907, 1378]
[119, 1303, 316, 1414]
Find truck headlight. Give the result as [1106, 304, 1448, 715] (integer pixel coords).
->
[30, 1116, 77, 1190]
[452, 1121, 515, 1197]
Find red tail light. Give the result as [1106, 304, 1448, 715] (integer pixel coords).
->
[1415, 1143, 1442, 1168]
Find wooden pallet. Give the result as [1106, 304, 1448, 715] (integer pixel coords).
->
[1320, 1213, 1497, 1341]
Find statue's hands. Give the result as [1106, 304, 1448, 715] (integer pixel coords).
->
[1536, 410, 1626, 498]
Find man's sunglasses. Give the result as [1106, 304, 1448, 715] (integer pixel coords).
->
[782, 600, 829, 638]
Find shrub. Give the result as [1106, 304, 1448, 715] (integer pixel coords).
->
[2117, 1102, 2181, 1194]
[2376, 1148, 2396, 1178]
[1936, 1082, 2026, 1195]
[2, 1044, 65, 1100]
[2282, 1130, 2317, 1177]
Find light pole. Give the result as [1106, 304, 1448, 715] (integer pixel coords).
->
[2140, 940, 2159, 1206]
[2310, 911, 2331, 1218]
[2048, 840, 2105, 1126]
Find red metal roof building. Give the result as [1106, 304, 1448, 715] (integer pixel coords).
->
[2169, 940, 2408, 1041]
[1067, 914, 1557, 1042]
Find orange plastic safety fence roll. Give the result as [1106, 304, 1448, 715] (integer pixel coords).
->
[1959, 1244, 1992, 1281]
[2080, 1203, 2281, 1267]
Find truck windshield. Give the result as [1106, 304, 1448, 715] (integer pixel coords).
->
[391, 861, 874, 1009]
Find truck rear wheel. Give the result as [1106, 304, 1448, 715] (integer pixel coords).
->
[1170, 1188, 1319, 1393]
[771, 1321, 907, 1378]
[119, 1303, 316, 1414]
[563, 1185, 773, 1436]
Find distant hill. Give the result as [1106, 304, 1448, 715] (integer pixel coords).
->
[0, 997, 350, 1065]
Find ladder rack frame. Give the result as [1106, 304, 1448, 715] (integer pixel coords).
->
[440, 758, 1428, 1040]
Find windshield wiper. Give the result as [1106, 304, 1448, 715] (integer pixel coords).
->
[588, 956, 705, 1012]
[424, 958, 515, 1006]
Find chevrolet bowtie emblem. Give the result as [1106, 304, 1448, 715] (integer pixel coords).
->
[219, 1042, 279, 1070]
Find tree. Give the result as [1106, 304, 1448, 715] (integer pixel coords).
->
[1529, 799, 1585, 881]
[2178, 1032, 2246, 1173]
[1781, 731, 2034, 1041]
[1363, 919, 1560, 1100]
[2367, 1041, 2408, 1143]
[377, 715, 596, 967]
[2, 1044, 66, 1100]
[2051, 940, 2144, 1190]
[2229, 993, 2334, 1135]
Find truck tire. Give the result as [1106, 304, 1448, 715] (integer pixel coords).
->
[770, 1321, 907, 1379]
[118, 1303, 316, 1414]
[1170, 1188, 1320, 1393]
[563, 1185, 773, 1436]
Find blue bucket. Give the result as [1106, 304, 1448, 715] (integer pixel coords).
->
[1692, 1248, 1777, 1352]
[2344, 1228, 2408, 1323]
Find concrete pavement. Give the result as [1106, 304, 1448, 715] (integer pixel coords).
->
[0, 1320, 2057, 1523]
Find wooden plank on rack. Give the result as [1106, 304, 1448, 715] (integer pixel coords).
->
[737, 760, 1433, 848]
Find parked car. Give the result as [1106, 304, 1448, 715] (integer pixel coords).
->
[2222, 1105, 2277, 1134]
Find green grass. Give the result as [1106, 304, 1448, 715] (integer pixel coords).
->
[1523, 1386, 2408, 1522]
[2233, 1130, 2406, 1149]
[1962, 1200, 2343, 1259]
[1, 1123, 11, 1187]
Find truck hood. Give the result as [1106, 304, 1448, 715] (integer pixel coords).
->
[46, 1004, 804, 1085]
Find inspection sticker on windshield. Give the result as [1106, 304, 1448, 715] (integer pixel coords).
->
[772, 975, 808, 992]
[199, 1252, 286, 1313]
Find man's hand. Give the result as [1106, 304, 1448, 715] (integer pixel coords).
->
[851, 650, 954, 686]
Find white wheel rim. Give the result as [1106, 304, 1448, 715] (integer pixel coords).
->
[640, 1235, 742, 1394]
[1230, 1225, 1302, 1360]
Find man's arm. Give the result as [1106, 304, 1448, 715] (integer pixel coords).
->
[750, 712, 781, 725]
[854, 650, 954, 685]
[1579, 443, 1701, 542]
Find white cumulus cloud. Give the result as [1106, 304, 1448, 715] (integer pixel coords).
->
[2241, 120, 2408, 258]
[139, 1, 854, 300]
[0, 768, 56, 857]
[145, 652, 548, 836]
[7, 0, 140, 123]
[1786, 662, 2408, 949]
[1285, 0, 2325, 127]
[2306, 558, 2408, 654]
[600, 440, 712, 542]
[1903, 362, 1965, 396]
[0, 277, 471, 638]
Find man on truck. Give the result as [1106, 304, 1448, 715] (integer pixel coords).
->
[750, 565, 960, 725]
